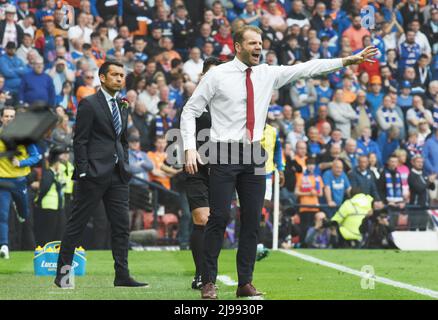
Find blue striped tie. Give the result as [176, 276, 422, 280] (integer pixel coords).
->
[110, 98, 121, 136]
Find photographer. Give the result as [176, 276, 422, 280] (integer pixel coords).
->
[331, 187, 374, 248]
[305, 211, 338, 249]
[0, 106, 41, 259]
[360, 210, 398, 249]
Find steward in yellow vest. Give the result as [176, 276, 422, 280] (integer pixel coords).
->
[33, 147, 66, 247]
[331, 191, 374, 245]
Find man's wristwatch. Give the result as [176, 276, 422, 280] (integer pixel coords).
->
[79, 173, 86, 178]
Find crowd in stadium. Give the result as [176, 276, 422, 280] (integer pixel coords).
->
[0, 0, 438, 257]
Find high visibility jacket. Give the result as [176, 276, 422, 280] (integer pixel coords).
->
[261, 124, 284, 174]
[0, 138, 41, 178]
[59, 161, 74, 195]
[35, 168, 64, 210]
[331, 194, 373, 241]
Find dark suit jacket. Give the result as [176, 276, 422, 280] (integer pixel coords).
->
[72, 90, 131, 183]
[0, 21, 24, 47]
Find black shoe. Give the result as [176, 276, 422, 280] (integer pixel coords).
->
[191, 275, 202, 290]
[114, 276, 149, 288]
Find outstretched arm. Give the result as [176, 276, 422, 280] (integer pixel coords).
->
[273, 46, 379, 89]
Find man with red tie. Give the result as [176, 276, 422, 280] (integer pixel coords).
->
[181, 25, 377, 299]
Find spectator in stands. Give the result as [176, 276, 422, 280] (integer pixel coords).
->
[328, 88, 357, 139]
[339, 138, 359, 172]
[378, 126, 401, 165]
[423, 128, 438, 175]
[172, 5, 195, 60]
[424, 7, 438, 55]
[239, 0, 261, 27]
[398, 29, 421, 71]
[408, 154, 436, 230]
[366, 75, 384, 116]
[378, 154, 407, 226]
[394, 149, 410, 200]
[47, 57, 76, 96]
[425, 81, 438, 110]
[132, 100, 154, 152]
[307, 126, 325, 159]
[352, 90, 377, 138]
[414, 54, 432, 89]
[397, 80, 413, 113]
[51, 114, 72, 147]
[376, 95, 404, 134]
[0, 5, 24, 48]
[149, 101, 173, 145]
[308, 105, 335, 134]
[138, 80, 160, 116]
[128, 135, 154, 184]
[214, 24, 234, 61]
[286, 117, 308, 151]
[76, 70, 97, 103]
[68, 12, 93, 49]
[55, 81, 77, 117]
[295, 157, 324, 241]
[0, 41, 28, 101]
[349, 155, 382, 203]
[356, 126, 382, 165]
[400, 20, 431, 57]
[323, 159, 351, 217]
[263, 0, 287, 34]
[278, 104, 294, 139]
[290, 78, 316, 121]
[183, 47, 204, 84]
[125, 60, 145, 92]
[406, 95, 434, 133]
[16, 33, 38, 65]
[19, 55, 55, 107]
[305, 211, 338, 249]
[342, 14, 370, 52]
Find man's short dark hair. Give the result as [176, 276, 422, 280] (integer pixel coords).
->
[82, 43, 91, 50]
[157, 101, 168, 111]
[202, 56, 222, 74]
[133, 35, 146, 43]
[90, 32, 100, 39]
[98, 60, 124, 77]
[171, 58, 182, 69]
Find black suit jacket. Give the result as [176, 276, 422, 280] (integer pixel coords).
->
[0, 21, 24, 47]
[72, 90, 131, 183]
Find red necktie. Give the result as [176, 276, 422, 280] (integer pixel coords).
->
[245, 67, 255, 142]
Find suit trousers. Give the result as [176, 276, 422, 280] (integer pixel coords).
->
[202, 162, 266, 286]
[57, 165, 130, 280]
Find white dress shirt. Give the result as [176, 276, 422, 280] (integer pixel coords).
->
[101, 88, 121, 119]
[181, 56, 344, 150]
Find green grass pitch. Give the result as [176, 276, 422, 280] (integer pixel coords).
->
[1, 249, 437, 300]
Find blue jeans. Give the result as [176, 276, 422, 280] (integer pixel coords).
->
[0, 177, 30, 245]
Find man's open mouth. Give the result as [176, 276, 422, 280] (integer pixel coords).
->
[252, 53, 260, 59]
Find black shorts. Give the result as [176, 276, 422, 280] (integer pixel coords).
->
[185, 164, 209, 211]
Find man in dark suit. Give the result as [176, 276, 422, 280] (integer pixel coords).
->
[55, 61, 147, 288]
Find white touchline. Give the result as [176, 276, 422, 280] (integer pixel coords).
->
[280, 249, 438, 300]
[217, 275, 238, 286]
[216, 275, 265, 300]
